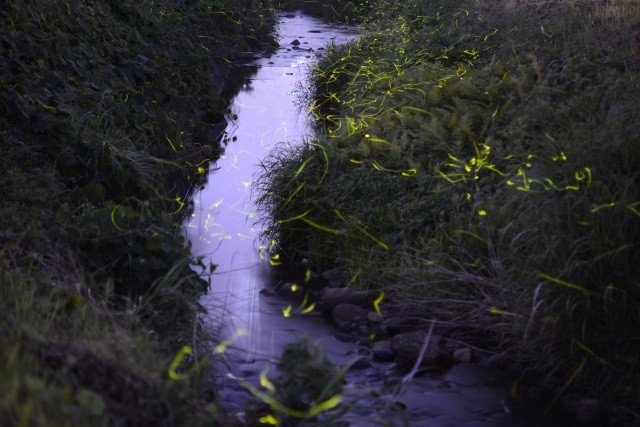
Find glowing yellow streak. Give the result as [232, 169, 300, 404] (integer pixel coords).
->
[259, 414, 279, 425]
[487, 307, 520, 317]
[300, 303, 316, 314]
[349, 159, 364, 164]
[626, 201, 640, 217]
[574, 340, 607, 365]
[304, 269, 312, 283]
[484, 165, 508, 176]
[542, 178, 563, 191]
[168, 345, 192, 380]
[308, 395, 343, 417]
[373, 292, 384, 316]
[174, 196, 185, 213]
[214, 329, 249, 353]
[287, 155, 316, 187]
[591, 202, 616, 213]
[283, 183, 304, 207]
[110, 204, 124, 231]
[241, 380, 343, 419]
[301, 218, 340, 234]
[437, 170, 468, 183]
[166, 135, 177, 151]
[310, 142, 329, 182]
[333, 209, 389, 250]
[539, 274, 601, 297]
[38, 101, 56, 112]
[282, 305, 292, 318]
[269, 254, 282, 266]
[260, 367, 276, 392]
[277, 209, 314, 224]
[544, 356, 587, 415]
[478, 210, 487, 216]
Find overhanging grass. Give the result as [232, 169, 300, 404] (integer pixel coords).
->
[1, 0, 276, 424]
[258, 0, 640, 410]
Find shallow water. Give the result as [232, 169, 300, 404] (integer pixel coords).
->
[185, 11, 571, 426]
[185, 9, 361, 411]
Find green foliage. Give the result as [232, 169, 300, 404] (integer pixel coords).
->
[244, 337, 346, 426]
[258, 0, 640, 410]
[0, 0, 277, 424]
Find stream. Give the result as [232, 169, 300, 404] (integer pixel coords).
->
[185, 11, 571, 427]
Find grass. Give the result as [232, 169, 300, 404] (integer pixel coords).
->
[257, 0, 640, 413]
[0, 0, 277, 424]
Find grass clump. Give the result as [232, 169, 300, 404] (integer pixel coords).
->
[257, 0, 640, 412]
[1, 0, 276, 424]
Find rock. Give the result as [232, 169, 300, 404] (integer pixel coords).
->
[381, 315, 414, 335]
[372, 340, 395, 362]
[453, 347, 474, 364]
[321, 266, 348, 282]
[327, 280, 343, 288]
[321, 288, 370, 316]
[391, 331, 453, 371]
[332, 304, 366, 325]
[337, 321, 354, 333]
[290, 39, 300, 45]
[276, 282, 303, 297]
[367, 311, 383, 323]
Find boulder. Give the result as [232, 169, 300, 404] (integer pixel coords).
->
[391, 331, 453, 371]
[381, 315, 414, 335]
[321, 288, 370, 316]
[372, 341, 395, 362]
[453, 347, 474, 364]
[332, 304, 367, 326]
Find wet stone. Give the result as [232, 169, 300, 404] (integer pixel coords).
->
[391, 330, 453, 371]
[321, 267, 348, 282]
[333, 303, 367, 325]
[372, 340, 395, 362]
[453, 347, 474, 364]
[367, 311, 383, 323]
[338, 321, 355, 332]
[290, 39, 301, 45]
[381, 315, 414, 335]
[321, 288, 370, 315]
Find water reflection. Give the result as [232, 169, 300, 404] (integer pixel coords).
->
[186, 13, 358, 368]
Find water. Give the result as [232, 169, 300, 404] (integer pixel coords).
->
[185, 10, 361, 414]
[185, 11, 573, 427]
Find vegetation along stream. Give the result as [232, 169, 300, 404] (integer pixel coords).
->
[2, 0, 638, 426]
[187, 10, 584, 427]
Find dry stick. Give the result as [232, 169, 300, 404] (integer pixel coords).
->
[401, 319, 436, 384]
[384, 319, 437, 411]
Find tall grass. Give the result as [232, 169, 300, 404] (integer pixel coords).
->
[258, 0, 640, 410]
[0, 0, 276, 424]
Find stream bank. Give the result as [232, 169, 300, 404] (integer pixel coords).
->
[186, 11, 586, 427]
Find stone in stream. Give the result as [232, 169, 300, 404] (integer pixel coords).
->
[381, 315, 415, 335]
[290, 39, 301, 45]
[372, 340, 395, 362]
[453, 347, 474, 364]
[367, 311, 383, 323]
[391, 330, 453, 371]
[320, 288, 370, 316]
[332, 303, 367, 326]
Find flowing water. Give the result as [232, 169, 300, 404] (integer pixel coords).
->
[185, 12, 572, 427]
